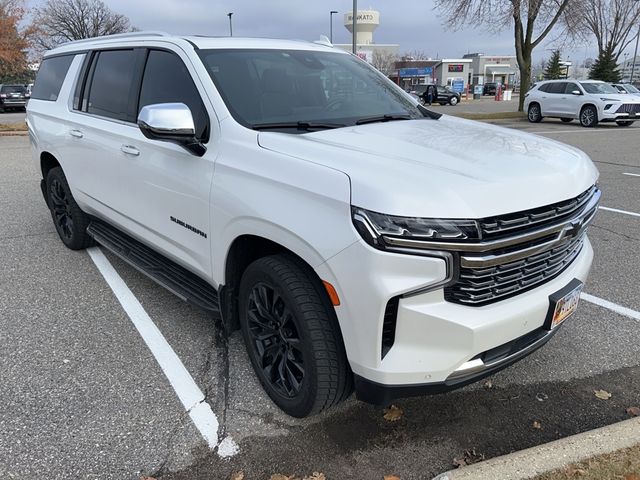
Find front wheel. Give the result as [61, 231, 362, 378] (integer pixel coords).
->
[616, 120, 634, 127]
[528, 103, 543, 123]
[580, 105, 598, 127]
[46, 167, 94, 250]
[238, 254, 353, 417]
[449, 96, 459, 106]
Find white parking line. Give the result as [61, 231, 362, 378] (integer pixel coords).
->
[623, 172, 640, 177]
[533, 129, 637, 135]
[599, 206, 640, 218]
[581, 293, 640, 322]
[87, 247, 220, 449]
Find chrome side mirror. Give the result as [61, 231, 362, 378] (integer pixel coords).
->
[137, 103, 206, 156]
[571, 90, 582, 96]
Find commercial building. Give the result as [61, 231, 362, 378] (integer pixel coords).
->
[620, 56, 640, 83]
[390, 58, 472, 94]
[463, 53, 518, 87]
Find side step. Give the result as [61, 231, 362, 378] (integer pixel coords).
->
[87, 221, 220, 314]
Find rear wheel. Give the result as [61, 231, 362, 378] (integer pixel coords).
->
[580, 105, 598, 127]
[561, 118, 573, 123]
[449, 96, 459, 106]
[46, 167, 94, 250]
[616, 120, 634, 127]
[528, 103, 543, 123]
[238, 254, 352, 417]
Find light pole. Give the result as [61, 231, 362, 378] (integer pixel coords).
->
[329, 10, 338, 43]
[352, 0, 357, 54]
[631, 0, 640, 84]
[227, 12, 233, 37]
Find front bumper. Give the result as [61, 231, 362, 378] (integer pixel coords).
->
[317, 236, 594, 398]
[1, 99, 27, 108]
[600, 105, 640, 122]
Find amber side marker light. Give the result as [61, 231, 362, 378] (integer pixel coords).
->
[322, 280, 341, 306]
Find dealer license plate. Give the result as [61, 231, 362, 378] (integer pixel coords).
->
[550, 283, 583, 328]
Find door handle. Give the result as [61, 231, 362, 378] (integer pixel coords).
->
[120, 145, 140, 156]
[69, 129, 83, 138]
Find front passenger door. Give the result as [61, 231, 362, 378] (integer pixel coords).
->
[115, 48, 216, 279]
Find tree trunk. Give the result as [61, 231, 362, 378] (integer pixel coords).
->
[518, 57, 531, 112]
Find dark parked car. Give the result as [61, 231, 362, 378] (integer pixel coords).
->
[483, 82, 497, 96]
[412, 84, 461, 106]
[0, 84, 29, 112]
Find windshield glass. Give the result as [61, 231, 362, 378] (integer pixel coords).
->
[198, 49, 424, 130]
[625, 84, 640, 93]
[580, 82, 619, 94]
[1, 85, 27, 94]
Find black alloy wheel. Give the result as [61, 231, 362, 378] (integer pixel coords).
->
[49, 178, 75, 241]
[528, 103, 543, 123]
[246, 282, 305, 398]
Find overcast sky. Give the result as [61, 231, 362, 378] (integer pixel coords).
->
[31, 0, 603, 65]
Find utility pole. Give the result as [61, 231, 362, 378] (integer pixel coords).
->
[352, 0, 357, 54]
[330, 10, 338, 43]
[227, 12, 233, 37]
[632, 0, 640, 84]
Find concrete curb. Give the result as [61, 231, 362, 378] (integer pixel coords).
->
[433, 417, 640, 480]
[0, 131, 28, 136]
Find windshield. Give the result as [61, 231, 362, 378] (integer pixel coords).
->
[198, 49, 425, 131]
[625, 84, 640, 93]
[1, 85, 27, 94]
[580, 82, 619, 94]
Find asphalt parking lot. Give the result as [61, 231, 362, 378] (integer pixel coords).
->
[1, 118, 639, 480]
[0, 110, 26, 124]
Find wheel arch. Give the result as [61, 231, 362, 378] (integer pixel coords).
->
[40, 151, 61, 179]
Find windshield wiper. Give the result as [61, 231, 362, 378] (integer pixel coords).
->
[355, 114, 412, 125]
[251, 121, 346, 131]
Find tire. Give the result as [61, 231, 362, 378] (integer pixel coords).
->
[561, 118, 573, 123]
[238, 254, 353, 417]
[616, 120, 634, 127]
[46, 167, 94, 250]
[449, 96, 459, 106]
[580, 105, 598, 127]
[528, 103, 543, 123]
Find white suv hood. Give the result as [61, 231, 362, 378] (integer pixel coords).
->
[257, 115, 599, 218]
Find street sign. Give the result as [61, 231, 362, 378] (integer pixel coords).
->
[452, 79, 464, 93]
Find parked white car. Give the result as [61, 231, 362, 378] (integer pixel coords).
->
[27, 32, 600, 417]
[612, 83, 640, 97]
[525, 79, 640, 127]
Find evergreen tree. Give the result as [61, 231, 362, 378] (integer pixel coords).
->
[544, 50, 563, 79]
[589, 49, 622, 83]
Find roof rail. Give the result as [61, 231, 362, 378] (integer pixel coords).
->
[60, 31, 171, 47]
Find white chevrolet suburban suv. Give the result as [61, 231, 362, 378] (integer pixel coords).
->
[28, 32, 600, 417]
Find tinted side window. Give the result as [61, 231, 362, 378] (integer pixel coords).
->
[538, 84, 549, 93]
[31, 55, 75, 101]
[547, 82, 567, 94]
[138, 50, 209, 141]
[565, 83, 580, 94]
[86, 50, 138, 121]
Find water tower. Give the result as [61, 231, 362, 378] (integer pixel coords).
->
[344, 9, 380, 45]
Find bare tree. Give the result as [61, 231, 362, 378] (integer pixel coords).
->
[31, 0, 133, 51]
[401, 50, 432, 61]
[434, 0, 574, 111]
[568, 0, 640, 62]
[372, 50, 398, 76]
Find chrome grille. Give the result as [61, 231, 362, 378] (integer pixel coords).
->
[446, 234, 585, 305]
[616, 104, 640, 114]
[479, 186, 596, 239]
[443, 186, 600, 306]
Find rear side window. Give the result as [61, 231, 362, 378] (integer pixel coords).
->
[547, 82, 567, 94]
[138, 50, 209, 141]
[31, 55, 74, 101]
[86, 49, 138, 121]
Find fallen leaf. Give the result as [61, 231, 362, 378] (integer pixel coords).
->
[452, 449, 485, 468]
[626, 406, 640, 417]
[384, 476, 401, 480]
[536, 392, 548, 402]
[532, 420, 542, 429]
[564, 465, 586, 476]
[302, 473, 326, 480]
[623, 475, 640, 480]
[452, 457, 467, 468]
[594, 389, 612, 400]
[483, 380, 493, 389]
[270, 475, 295, 480]
[383, 404, 404, 422]
[229, 472, 245, 480]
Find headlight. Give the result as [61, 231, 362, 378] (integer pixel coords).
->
[352, 207, 480, 250]
[600, 97, 620, 102]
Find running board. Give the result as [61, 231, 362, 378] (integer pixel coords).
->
[86, 221, 220, 314]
